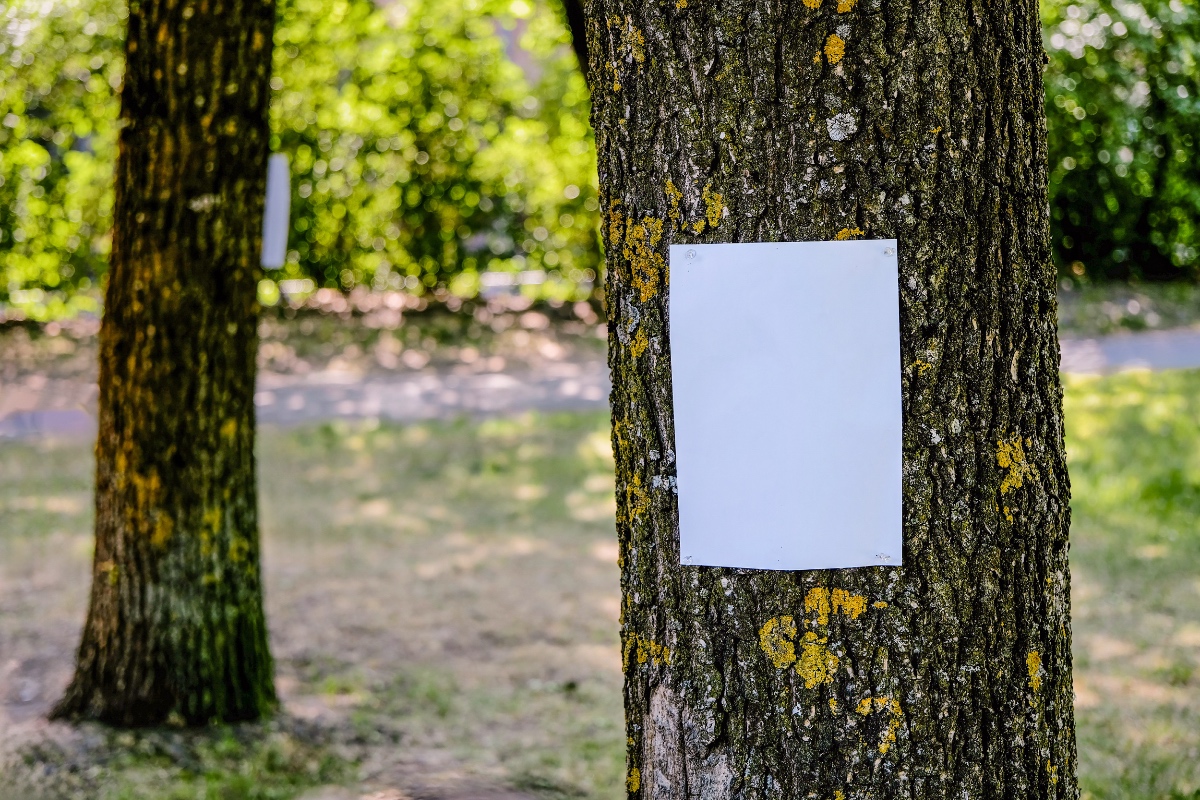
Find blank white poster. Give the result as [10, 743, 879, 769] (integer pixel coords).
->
[669, 240, 903, 571]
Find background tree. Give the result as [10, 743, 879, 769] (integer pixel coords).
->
[589, 0, 1076, 796]
[52, 0, 278, 725]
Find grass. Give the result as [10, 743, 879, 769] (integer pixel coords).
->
[1064, 370, 1200, 800]
[3, 371, 1200, 798]
[0, 412, 624, 799]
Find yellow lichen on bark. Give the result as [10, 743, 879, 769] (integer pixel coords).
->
[836, 0, 856, 10]
[802, 0, 821, 7]
[201, 507, 222, 557]
[998, 437, 1037, 521]
[997, 437, 1036, 495]
[130, 468, 161, 508]
[805, 587, 867, 624]
[835, 226, 865, 240]
[623, 472, 649, 524]
[151, 515, 174, 549]
[627, 19, 645, 64]
[856, 697, 902, 753]
[627, 767, 641, 792]
[625, 633, 670, 667]
[806, 587, 832, 623]
[607, 202, 624, 244]
[630, 328, 650, 359]
[833, 589, 866, 618]
[610, 15, 645, 67]
[622, 215, 665, 302]
[228, 537, 250, 563]
[759, 615, 798, 668]
[1027, 651, 1042, 691]
[702, 183, 725, 229]
[665, 180, 683, 227]
[824, 34, 846, 64]
[612, 419, 632, 455]
[797, 632, 839, 688]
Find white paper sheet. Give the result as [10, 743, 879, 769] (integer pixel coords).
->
[669, 240, 902, 571]
[261, 153, 291, 269]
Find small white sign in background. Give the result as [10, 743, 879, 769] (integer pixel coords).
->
[261, 153, 291, 269]
[669, 240, 902, 571]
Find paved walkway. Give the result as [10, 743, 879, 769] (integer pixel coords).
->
[0, 360, 611, 440]
[3, 327, 1199, 440]
[1057, 327, 1200, 374]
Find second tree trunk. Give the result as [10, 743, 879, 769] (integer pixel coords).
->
[54, 0, 277, 726]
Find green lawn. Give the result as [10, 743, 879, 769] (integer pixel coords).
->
[2, 370, 1199, 799]
[1065, 370, 1200, 799]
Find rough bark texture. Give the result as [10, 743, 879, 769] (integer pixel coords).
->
[53, 0, 277, 726]
[587, 0, 1076, 797]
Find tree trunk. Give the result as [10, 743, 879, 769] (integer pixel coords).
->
[588, 1, 1076, 797]
[53, 0, 277, 726]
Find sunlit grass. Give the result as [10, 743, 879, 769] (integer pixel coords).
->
[0, 412, 623, 800]
[3, 370, 1200, 798]
[1065, 369, 1200, 800]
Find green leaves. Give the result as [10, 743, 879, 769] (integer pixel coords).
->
[0, 0, 124, 320]
[1044, 0, 1200, 280]
[1, 0, 598, 320]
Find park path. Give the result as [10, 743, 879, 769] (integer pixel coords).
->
[2, 327, 1199, 440]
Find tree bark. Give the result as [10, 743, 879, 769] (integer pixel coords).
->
[587, 0, 1076, 797]
[53, 0, 277, 726]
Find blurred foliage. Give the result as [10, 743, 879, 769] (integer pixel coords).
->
[6, 0, 1200, 321]
[0, 0, 597, 321]
[270, 0, 598, 304]
[0, 0, 123, 320]
[1044, 0, 1200, 281]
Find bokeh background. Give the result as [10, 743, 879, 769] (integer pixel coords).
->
[2, 0, 1198, 321]
[2, 1, 1200, 799]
